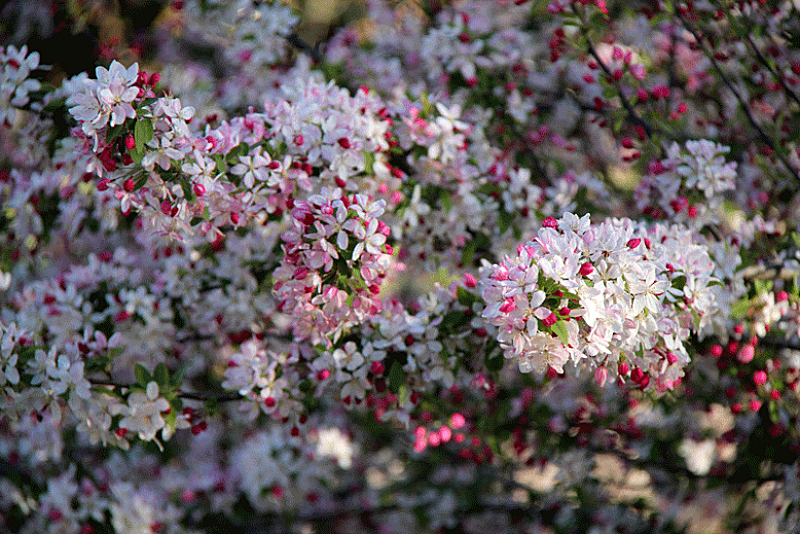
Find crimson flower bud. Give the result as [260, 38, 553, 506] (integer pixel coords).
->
[753, 370, 768, 386]
[370, 361, 385, 376]
[542, 216, 558, 228]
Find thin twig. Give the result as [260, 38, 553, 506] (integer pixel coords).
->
[744, 34, 800, 109]
[90, 380, 244, 402]
[286, 33, 323, 64]
[675, 7, 800, 185]
[739, 261, 799, 280]
[583, 35, 655, 138]
[757, 336, 800, 352]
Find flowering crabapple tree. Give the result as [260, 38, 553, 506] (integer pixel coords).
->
[2, 0, 800, 532]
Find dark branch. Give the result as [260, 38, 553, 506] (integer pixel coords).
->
[675, 8, 800, 186]
[743, 34, 800, 110]
[583, 35, 655, 139]
[90, 380, 244, 402]
[286, 33, 323, 64]
[758, 336, 800, 352]
[739, 261, 800, 281]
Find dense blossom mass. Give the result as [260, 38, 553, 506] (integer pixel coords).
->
[2, 0, 800, 533]
[479, 213, 722, 390]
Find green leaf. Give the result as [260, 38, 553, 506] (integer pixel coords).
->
[550, 320, 569, 345]
[179, 178, 194, 201]
[134, 118, 154, 152]
[671, 274, 687, 292]
[134, 364, 152, 387]
[228, 142, 250, 160]
[92, 386, 124, 398]
[397, 384, 410, 405]
[154, 362, 169, 387]
[460, 233, 491, 266]
[728, 16, 749, 38]
[456, 286, 478, 308]
[754, 279, 773, 296]
[768, 400, 780, 423]
[690, 308, 700, 328]
[476, 183, 500, 196]
[105, 123, 125, 143]
[485, 353, 504, 372]
[43, 96, 67, 113]
[130, 147, 143, 164]
[498, 209, 513, 234]
[388, 361, 404, 393]
[134, 173, 149, 191]
[364, 151, 375, 175]
[461, 240, 476, 265]
[560, 290, 580, 301]
[440, 191, 452, 212]
[441, 311, 470, 331]
[730, 298, 751, 319]
[421, 91, 433, 116]
[171, 368, 185, 388]
[164, 408, 176, 427]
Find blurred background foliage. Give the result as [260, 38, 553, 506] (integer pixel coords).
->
[0, 0, 375, 81]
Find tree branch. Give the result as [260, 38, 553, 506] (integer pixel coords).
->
[583, 34, 655, 139]
[744, 34, 800, 110]
[675, 7, 800, 186]
[90, 380, 244, 402]
[286, 33, 323, 64]
[757, 336, 800, 352]
[738, 261, 800, 281]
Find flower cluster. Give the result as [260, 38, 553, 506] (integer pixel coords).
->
[264, 78, 393, 189]
[111, 381, 189, 442]
[635, 140, 737, 227]
[68, 61, 144, 145]
[0, 321, 94, 422]
[274, 188, 392, 345]
[180, 0, 298, 70]
[480, 213, 721, 390]
[0, 45, 41, 125]
[419, 3, 533, 86]
[231, 426, 336, 513]
[221, 340, 305, 423]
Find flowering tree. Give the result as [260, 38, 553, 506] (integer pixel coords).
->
[2, 0, 800, 532]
